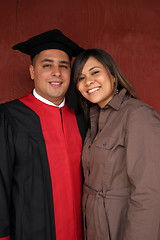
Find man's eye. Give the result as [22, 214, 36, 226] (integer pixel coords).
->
[60, 65, 68, 69]
[43, 64, 52, 68]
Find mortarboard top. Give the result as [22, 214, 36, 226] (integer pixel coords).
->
[12, 29, 84, 60]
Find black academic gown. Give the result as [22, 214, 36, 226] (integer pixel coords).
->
[0, 99, 87, 240]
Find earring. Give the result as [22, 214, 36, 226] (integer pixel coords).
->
[114, 89, 119, 95]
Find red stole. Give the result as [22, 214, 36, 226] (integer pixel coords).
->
[19, 93, 83, 240]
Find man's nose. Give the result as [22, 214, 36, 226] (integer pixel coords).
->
[51, 66, 61, 77]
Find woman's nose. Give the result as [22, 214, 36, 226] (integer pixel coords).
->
[85, 76, 94, 86]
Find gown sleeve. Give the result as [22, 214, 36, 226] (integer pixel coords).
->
[0, 107, 15, 239]
[124, 105, 160, 240]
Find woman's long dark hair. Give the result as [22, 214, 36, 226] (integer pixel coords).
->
[71, 48, 138, 122]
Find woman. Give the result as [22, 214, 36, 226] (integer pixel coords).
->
[72, 49, 160, 240]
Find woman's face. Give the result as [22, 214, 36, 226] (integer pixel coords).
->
[77, 56, 115, 108]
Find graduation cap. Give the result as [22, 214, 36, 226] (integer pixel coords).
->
[12, 29, 84, 60]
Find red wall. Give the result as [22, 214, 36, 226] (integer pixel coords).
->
[1, 0, 160, 112]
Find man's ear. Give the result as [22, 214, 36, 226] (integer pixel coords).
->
[29, 65, 34, 80]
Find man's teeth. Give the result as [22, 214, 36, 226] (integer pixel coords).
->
[88, 87, 100, 93]
[50, 82, 61, 85]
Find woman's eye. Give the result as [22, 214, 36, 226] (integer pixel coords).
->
[79, 76, 85, 81]
[92, 71, 99, 75]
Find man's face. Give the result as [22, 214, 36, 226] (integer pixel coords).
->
[29, 49, 71, 105]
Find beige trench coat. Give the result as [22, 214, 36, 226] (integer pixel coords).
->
[82, 89, 160, 240]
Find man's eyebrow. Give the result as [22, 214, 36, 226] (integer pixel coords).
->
[41, 59, 70, 65]
[89, 66, 100, 71]
[59, 60, 70, 65]
[41, 59, 53, 63]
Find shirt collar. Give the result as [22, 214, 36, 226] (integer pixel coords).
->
[90, 88, 128, 117]
[104, 88, 128, 111]
[33, 89, 65, 108]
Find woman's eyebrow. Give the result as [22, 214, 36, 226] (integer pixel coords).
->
[89, 66, 100, 71]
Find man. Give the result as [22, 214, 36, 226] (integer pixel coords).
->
[0, 29, 87, 240]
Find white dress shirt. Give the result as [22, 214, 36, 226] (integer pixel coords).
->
[33, 89, 65, 108]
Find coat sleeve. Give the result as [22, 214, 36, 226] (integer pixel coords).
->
[0, 108, 15, 239]
[124, 105, 160, 240]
